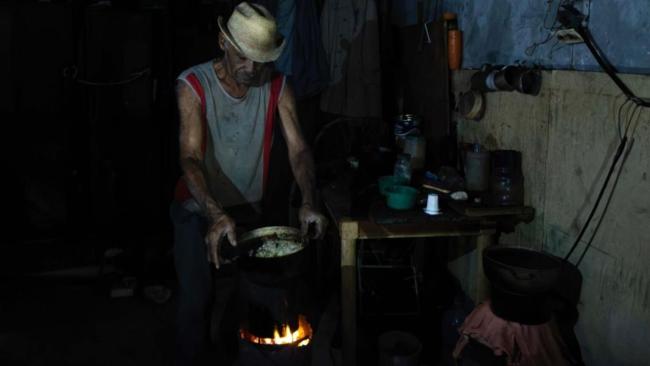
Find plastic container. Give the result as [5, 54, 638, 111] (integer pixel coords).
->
[394, 115, 421, 149]
[464, 147, 490, 192]
[385, 185, 418, 210]
[393, 153, 412, 184]
[378, 175, 408, 196]
[403, 135, 426, 170]
[448, 29, 463, 70]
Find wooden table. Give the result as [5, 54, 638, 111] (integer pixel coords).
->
[321, 183, 533, 366]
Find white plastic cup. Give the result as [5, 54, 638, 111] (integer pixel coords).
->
[424, 193, 440, 215]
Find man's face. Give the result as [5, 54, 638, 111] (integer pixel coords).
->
[221, 37, 264, 86]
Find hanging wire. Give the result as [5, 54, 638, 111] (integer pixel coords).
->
[584, 0, 593, 23]
[617, 98, 632, 141]
[76, 68, 151, 86]
[574, 105, 644, 266]
[574, 145, 627, 267]
[627, 105, 647, 138]
[64, 66, 151, 87]
[563, 97, 630, 262]
[547, 36, 567, 59]
[624, 103, 643, 138]
[525, 31, 556, 57]
[525, 0, 568, 57]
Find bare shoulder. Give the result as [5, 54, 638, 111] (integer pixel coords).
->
[176, 81, 199, 107]
[278, 79, 295, 108]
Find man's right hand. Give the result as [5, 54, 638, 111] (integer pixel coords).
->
[204, 213, 237, 269]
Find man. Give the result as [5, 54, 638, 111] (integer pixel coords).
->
[170, 3, 327, 364]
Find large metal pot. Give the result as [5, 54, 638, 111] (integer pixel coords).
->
[234, 226, 309, 285]
[483, 246, 561, 296]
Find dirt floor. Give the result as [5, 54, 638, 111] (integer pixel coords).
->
[0, 277, 176, 366]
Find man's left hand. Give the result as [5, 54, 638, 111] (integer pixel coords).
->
[299, 204, 328, 240]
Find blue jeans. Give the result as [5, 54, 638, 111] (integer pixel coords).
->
[170, 201, 213, 365]
[170, 201, 243, 365]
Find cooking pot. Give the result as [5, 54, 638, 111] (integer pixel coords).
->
[489, 283, 552, 325]
[483, 246, 561, 295]
[221, 226, 310, 285]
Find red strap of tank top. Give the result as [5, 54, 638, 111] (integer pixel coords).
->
[175, 74, 284, 202]
[262, 75, 284, 190]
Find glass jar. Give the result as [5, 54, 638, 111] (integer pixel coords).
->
[489, 150, 524, 206]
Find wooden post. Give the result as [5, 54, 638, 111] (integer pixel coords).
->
[340, 220, 358, 366]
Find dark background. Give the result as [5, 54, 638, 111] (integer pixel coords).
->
[2, 0, 242, 277]
[0, 1, 464, 365]
[0, 0, 451, 278]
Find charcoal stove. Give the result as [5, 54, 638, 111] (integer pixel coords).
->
[236, 262, 315, 366]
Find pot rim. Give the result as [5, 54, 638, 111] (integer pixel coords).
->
[239, 226, 307, 260]
[483, 246, 562, 271]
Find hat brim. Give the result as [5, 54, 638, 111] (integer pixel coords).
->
[217, 16, 286, 63]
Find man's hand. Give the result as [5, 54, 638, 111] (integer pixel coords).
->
[299, 204, 328, 240]
[204, 213, 237, 269]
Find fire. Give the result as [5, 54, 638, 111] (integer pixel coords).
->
[241, 315, 312, 347]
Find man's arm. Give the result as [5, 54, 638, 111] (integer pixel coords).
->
[277, 82, 327, 238]
[277, 82, 316, 206]
[177, 81, 236, 268]
[177, 82, 222, 218]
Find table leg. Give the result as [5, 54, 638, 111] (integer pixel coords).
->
[340, 221, 358, 366]
[475, 233, 493, 303]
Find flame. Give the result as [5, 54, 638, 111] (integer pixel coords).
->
[241, 315, 312, 347]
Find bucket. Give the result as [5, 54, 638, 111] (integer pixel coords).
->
[378, 331, 422, 366]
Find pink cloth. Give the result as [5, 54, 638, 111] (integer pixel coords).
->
[452, 301, 571, 366]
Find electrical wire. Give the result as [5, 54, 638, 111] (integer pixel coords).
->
[562, 134, 627, 262]
[525, 31, 557, 57]
[575, 136, 633, 267]
[525, 0, 569, 57]
[75, 68, 151, 86]
[560, 1, 650, 263]
[548, 37, 567, 59]
[563, 97, 629, 262]
[617, 98, 632, 140]
[624, 103, 643, 138]
[574, 107, 644, 266]
[627, 106, 647, 138]
[565, 102, 645, 264]
[541, 2, 650, 109]
[575, 24, 650, 108]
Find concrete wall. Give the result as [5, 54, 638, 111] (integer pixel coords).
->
[442, 0, 650, 74]
[448, 69, 650, 365]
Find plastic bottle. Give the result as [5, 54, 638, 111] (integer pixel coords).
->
[393, 153, 412, 184]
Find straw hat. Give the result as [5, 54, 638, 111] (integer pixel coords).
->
[217, 2, 285, 63]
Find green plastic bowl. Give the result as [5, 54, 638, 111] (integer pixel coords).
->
[385, 185, 419, 210]
[378, 175, 408, 196]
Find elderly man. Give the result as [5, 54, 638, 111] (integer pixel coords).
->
[170, 2, 327, 364]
